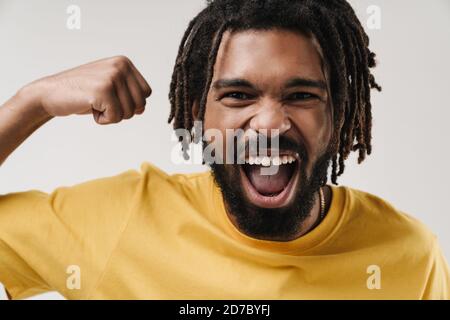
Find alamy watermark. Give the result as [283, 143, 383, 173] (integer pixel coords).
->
[66, 265, 81, 290]
[66, 5, 81, 30]
[170, 121, 294, 176]
[366, 264, 381, 290]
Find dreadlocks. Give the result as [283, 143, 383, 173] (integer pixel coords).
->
[168, 0, 381, 185]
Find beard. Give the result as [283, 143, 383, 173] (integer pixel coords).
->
[208, 135, 332, 241]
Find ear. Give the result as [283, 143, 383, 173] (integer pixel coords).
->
[192, 100, 200, 121]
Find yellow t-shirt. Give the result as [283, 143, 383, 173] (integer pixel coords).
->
[0, 163, 448, 300]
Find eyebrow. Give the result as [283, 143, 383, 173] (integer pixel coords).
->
[212, 77, 327, 91]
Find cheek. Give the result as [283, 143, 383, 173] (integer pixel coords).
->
[290, 107, 332, 154]
[203, 102, 246, 160]
[204, 101, 251, 132]
[203, 101, 218, 131]
[315, 109, 333, 147]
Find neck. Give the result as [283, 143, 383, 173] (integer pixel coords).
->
[288, 187, 324, 239]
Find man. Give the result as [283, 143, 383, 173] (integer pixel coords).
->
[0, 0, 448, 300]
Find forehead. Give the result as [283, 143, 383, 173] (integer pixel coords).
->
[212, 28, 326, 85]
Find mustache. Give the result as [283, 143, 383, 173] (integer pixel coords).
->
[231, 134, 308, 163]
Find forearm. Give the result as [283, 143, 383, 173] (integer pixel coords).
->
[0, 86, 53, 166]
[0, 56, 150, 167]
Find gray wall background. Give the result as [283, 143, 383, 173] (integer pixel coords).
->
[0, 0, 449, 300]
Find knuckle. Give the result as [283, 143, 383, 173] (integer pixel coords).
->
[114, 110, 124, 123]
[140, 98, 147, 109]
[145, 85, 152, 96]
[115, 55, 130, 63]
[106, 108, 122, 123]
[123, 107, 134, 119]
[108, 68, 124, 83]
[133, 100, 144, 113]
[111, 55, 130, 73]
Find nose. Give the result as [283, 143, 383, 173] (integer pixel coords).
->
[249, 100, 291, 136]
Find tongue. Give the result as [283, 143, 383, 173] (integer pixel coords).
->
[246, 164, 293, 195]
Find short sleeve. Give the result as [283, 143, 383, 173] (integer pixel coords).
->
[421, 237, 450, 300]
[0, 169, 142, 299]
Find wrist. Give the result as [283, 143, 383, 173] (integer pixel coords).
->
[12, 83, 53, 123]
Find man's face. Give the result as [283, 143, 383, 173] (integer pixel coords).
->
[202, 29, 333, 240]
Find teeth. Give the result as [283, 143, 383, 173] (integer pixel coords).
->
[245, 155, 297, 166]
[261, 157, 271, 167]
[272, 157, 281, 166]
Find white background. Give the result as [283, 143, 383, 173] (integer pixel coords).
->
[0, 0, 449, 300]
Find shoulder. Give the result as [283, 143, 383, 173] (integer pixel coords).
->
[338, 186, 436, 253]
[139, 162, 214, 201]
[140, 162, 211, 183]
[334, 186, 449, 299]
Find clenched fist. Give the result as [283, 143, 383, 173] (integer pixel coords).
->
[22, 56, 152, 125]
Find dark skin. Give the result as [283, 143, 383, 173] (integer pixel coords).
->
[194, 29, 333, 240]
[0, 29, 332, 242]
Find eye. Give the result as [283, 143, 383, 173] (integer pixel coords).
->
[286, 92, 318, 101]
[222, 92, 254, 100]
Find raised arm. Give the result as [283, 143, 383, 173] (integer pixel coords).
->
[0, 55, 152, 166]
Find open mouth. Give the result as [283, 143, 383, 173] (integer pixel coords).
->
[240, 152, 300, 208]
